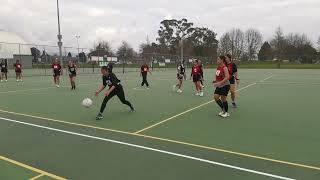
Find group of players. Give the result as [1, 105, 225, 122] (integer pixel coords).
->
[172, 54, 239, 118]
[0, 55, 238, 120]
[0, 59, 23, 82]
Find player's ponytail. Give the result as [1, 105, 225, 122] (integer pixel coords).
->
[219, 55, 227, 65]
[226, 54, 233, 62]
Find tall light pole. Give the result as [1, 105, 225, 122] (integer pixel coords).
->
[56, 0, 63, 66]
[75, 35, 80, 62]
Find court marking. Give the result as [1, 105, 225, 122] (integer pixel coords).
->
[0, 117, 296, 180]
[0, 82, 100, 94]
[29, 174, 45, 180]
[0, 155, 66, 180]
[0, 108, 319, 171]
[133, 77, 265, 134]
[133, 87, 151, 91]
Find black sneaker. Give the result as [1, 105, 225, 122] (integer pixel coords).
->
[96, 113, 104, 120]
[130, 107, 135, 112]
[232, 102, 237, 108]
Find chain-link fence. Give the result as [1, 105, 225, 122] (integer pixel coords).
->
[1, 41, 320, 77]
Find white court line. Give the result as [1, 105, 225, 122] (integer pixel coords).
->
[0, 117, 295, 180]
[133, 87, 150, 91]
[0, 82, 99, 94]
[134, 75, 274, 134]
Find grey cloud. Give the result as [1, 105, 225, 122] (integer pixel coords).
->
[0, 0, 319, 51]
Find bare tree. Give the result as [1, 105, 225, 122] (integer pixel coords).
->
[286, 33, 312, 47]
[218, 28, 245, 60]
[218, 33, 232, 55]
[270, 26, 286, 60]
[245, 28, 263, 60]
[117, 41, 135, 61]
[229, 28, 245, 61]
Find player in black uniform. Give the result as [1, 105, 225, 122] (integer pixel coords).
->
[0, 59, 8, 82]
[68, 60, 77, 90]
[95, 66, 135, 120]
[173, 63, 185, 93]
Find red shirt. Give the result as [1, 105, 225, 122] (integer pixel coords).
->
[191, 65, 200, 75]
[14, 63, 22, 71]
[141, 65, 149, 74]
[52, 63, 61, 72]
[216, 65, 226, 82]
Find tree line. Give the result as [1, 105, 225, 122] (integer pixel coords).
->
[30, 18, 320, 64]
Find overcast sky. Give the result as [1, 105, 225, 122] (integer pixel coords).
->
[0, 0, 319, 51]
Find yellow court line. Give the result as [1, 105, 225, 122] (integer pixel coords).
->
[0, 155, 67, 180]
[0, 109, 319, 171]
[29, 173, 45, 180]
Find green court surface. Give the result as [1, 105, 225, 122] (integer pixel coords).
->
[0, 68, 320, 180]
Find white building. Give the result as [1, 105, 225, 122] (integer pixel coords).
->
[0, 30, 31, 58]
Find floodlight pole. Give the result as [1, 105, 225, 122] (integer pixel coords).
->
[75, 35, 80, 62]
[56, 0, 63, 66]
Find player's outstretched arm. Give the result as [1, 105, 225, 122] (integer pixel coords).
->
[95, 85, 106, 96]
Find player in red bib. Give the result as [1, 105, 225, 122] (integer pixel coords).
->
[140, 62, 152, 88]
[190, 60, 203, 96]
[13, 60, 23, 82]
[226, 54, 239, 108]
[213, 56, 231, 118]
[51, 58, 62, 88]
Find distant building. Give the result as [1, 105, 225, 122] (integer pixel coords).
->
[0, 30, 32, 68]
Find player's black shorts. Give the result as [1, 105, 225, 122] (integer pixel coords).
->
[193, 74, 201, 82]
[229, 76, 235, 84]
[215, 85, 231, 96]
[177, 73, 184, 80]
[53, 72, 61, 77]
[69, 73, 76, 78]
[15, 70, 22, 74]
[1, 69, 7, 73]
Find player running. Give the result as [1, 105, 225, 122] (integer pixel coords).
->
[173, 63, 185, 93]
[68, 60, 77, 90]
[226, 54, 239, 108]
[140, 62, 151, 88]
[52, 58, 62, 88]
[213, 56, 230, 118]
[13, 60, 22, 82]
[95, 66, 135, 120]
[190, 60, 203, 96]
[0, 59, 8, 82]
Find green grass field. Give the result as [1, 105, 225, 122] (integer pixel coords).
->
[0, 68, 320, 180]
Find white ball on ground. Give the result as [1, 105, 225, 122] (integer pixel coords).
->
[82, 98, 93, 108]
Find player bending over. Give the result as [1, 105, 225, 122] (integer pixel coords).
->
[173, 63, 185, 93]
[190, 60, 203, 96]
[0, 59, 8, 82]
[68, 60, 77, 90]
[213, 56, 231, 118]
[13, 60, 22, 82]
[140, 62, 152, 88]
[225, 54, 239, 108]
[52, 59, 62, 88]
[95, 66, 135, 120]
